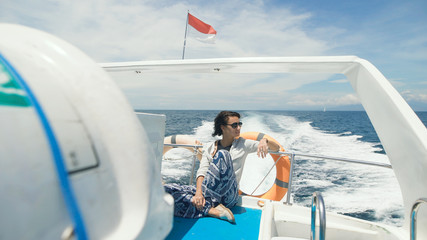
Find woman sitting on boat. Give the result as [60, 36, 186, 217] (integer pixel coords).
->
[164, 111, 280, 223]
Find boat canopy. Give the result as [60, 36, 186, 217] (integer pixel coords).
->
[102, 56, 427, 238]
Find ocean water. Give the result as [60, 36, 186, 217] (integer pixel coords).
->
[142, 110, 427, 227]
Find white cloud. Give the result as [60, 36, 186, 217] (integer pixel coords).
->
[387, 78, 406, 88]
[2, 0, 426, 110]
[286, 93, 360, 107]
[401, 90, 427, 103]
[1, 0, 331, 62]
[112, 71, 337, 109]
[329, 78, 348, 84]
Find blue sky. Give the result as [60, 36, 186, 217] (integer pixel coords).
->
[1, 0, 426, 110]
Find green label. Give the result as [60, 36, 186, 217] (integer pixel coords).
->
[0, 61, 31, 107]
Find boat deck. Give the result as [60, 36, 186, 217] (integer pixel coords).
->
[165, 206, 262, 239]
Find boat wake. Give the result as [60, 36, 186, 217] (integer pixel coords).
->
[161, 111, 404, 226]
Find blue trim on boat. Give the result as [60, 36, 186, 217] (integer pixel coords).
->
[166, 206, 261, 240]
[0, 54, 88, 240]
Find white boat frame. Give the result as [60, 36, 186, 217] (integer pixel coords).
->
[102, 56, 427, 239]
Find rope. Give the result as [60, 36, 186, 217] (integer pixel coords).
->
[250, 152, 282, 196]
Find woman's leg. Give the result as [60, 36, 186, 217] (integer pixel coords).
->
[164, 183, 213, 218]
[202, 150, 239, 208]
[163, 150, 238, 219]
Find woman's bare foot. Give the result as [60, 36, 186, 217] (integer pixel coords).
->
[208, 204, 235, 223]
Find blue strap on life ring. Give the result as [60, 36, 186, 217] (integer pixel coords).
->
[0, 54, 88, 240]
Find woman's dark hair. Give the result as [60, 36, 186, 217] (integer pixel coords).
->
[212, 111, 241, 137]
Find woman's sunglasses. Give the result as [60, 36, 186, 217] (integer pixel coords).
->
[226, 122, 243, 129]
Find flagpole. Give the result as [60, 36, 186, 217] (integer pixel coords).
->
[182, 11, 189, 60]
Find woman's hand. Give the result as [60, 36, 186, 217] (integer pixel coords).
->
[192, 192, 206, 210]
[257, 138, 269, 158]
[192, 176, 206, 210]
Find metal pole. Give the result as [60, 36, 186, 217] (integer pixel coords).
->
[182, 11, 189, 59]
[411, 198, 427, 240]
[285, 153, 295, 205]
[311, 192, 326, 240]
[296, 152, 392, 169]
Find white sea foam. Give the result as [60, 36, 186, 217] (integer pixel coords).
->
[264, 113, 403, 226]
[161, 148, 196, 181]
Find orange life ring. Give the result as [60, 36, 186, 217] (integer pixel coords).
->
[240, 132, 290, 201]
[163, 135, 202, 160]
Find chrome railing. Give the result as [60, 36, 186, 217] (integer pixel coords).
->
[163, 143, 203, 185]
[411, 198, 427, 240]
[311, 192, 326, 240]
[162, 144, 393, 203]
[270, 151, 392, 205]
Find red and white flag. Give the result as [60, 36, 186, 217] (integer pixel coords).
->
[187, 13, 217, 43]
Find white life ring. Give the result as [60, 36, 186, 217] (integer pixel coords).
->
[163, 135, 202, 160]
